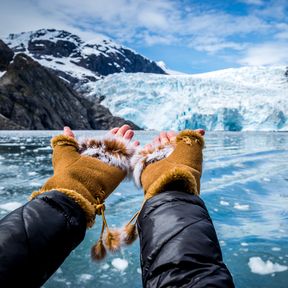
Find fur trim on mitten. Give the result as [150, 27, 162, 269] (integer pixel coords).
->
[131, 143, 175, 187]
[78, 133, 136, 174]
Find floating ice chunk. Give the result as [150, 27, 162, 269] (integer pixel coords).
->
[102, 263, 110, 270]
[28, 171, 37, 176]
[241, 242, 249, 246]
[263, 178, 271, 182]
[220, 200, 230, 206]
[234, 203, 250, 210]
[30, 182, 41, 187]
[38, 146, 52, 151]
[248, 257, 288, 275]
[114, 192, 122, 196]
[137, 268, 142, 274]
[79, 274, 94, 282]
[272, 247, 281, 251]
[112, 258, 128, 271]
[0, 202, 22, 211]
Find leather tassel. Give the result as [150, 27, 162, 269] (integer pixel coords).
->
[104, 229, 121, 252]
[91, 239, 106, 261]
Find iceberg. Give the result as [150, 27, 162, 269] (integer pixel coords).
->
[89, 66, 288, 131]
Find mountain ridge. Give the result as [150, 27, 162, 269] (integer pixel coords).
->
[5, 29, 166, 95]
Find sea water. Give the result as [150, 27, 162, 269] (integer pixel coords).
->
[0, 131, 287, 288]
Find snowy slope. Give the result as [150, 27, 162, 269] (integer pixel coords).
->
[90, 66, 288, 131]
[156, 61, 187, 75]
[5, 29, 100, 84]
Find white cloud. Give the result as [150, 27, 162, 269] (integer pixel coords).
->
[0, 0, 287, 66]
[239, 42, 288, 66]
[239, 0, 264, 5]
[253, 0, 288, 20]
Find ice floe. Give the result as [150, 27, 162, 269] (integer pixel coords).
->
[234, 203, 250, 210]
[0, 201, 22, 211]
[220, 200, 230, 206]
[112, 258, 128, 271]
[248, 257, 288, 275]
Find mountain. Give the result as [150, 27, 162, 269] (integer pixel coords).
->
[89, 66, 288, 131]
[0, 41, 139, 130]
[5, 29, 165, 94]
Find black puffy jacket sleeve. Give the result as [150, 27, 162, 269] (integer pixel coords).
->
[0, 191, 86, 288]
[137, 191, 235, 288]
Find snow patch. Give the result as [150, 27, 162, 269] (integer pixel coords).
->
[156, 61, 187, 75]
[248, 257, 288, 275]
[111, 258, 128, 271]
[0, 71, 6, 78]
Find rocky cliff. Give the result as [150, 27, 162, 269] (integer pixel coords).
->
[0, 41, 139, 130]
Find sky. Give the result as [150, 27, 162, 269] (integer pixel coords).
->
[0, 0, 287, 73]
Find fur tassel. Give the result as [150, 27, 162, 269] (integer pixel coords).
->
[103, 229, 121, 252]
[122, 223, 138, 245]
[91, 240, 107, 261]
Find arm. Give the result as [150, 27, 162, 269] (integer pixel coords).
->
[137, 191, 235, 288]
[0, 191, 86, 288]
[132, 130, 235, 288]
[0, 125, 137, 287]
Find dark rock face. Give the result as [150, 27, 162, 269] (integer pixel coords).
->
[75, 44, 165, 76]
[0, 113, 24, 129]
[0, 53, 140, 130]
[0, 40, 14, 71]
[0, 53, 90, 129]
[86, 103, 139, 130]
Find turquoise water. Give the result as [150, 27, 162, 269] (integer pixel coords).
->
[0, 131, 287, 287]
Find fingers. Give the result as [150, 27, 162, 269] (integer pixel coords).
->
[110, 127, 119, 134]
[153, 135, 161, 146]
[116, 124, 131, 137]
[167, 131, 177, 142]
[144, 143, 153, 152]
[159, 132, 169, 145]
[63, 126, 75, 138]
[110, 124, 141, 145]
[195, 129, 205, 136]
[124, 129, 134, 140]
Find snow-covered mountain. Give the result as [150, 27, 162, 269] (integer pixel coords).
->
[4, 29, 165, 91]
[90, 66, 288, 131]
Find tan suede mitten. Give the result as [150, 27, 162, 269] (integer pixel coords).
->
[31, 133, 136, 259]
[131, 130, 205, 200]
[32, 135, 134, 226]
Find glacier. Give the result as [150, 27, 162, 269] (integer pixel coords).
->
[89, 66, 288, 131]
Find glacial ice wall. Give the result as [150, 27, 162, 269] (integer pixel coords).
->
[90, 66, 288, 131]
